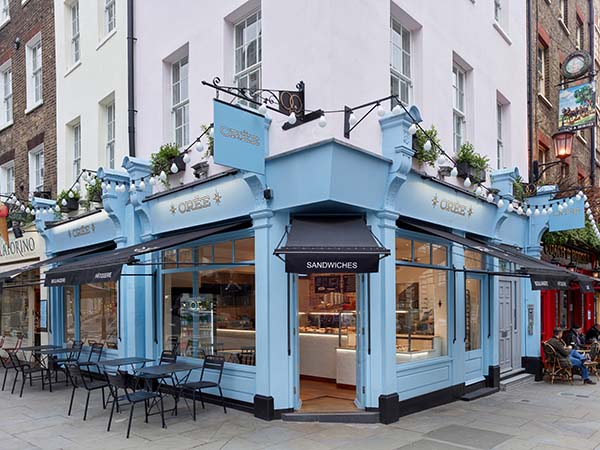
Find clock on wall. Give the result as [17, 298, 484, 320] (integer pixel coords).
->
[561, 51, 592, 80]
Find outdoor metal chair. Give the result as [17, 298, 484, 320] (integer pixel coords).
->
[180, 355, 226, 420]
[80, 342, 105, 378]
[7, 350, 52, 397]
[0, 342, 16, 391]
[168, 336, 180, 354]
[65, 362, 109, 420]
[105, 370, 166, 439]
[542, 341, 573, 384]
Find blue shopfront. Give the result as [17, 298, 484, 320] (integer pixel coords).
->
[19, 106, 587, 423]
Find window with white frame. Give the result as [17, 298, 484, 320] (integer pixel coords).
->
[390, 18, 412, 107]
[105, 0, 116, 34]
[71, 1, 80, 64]
[559, 0, 568, 26]
[171, 56, 189, 148]
[72, 122, 81, 181]
[28, 145, 44, 192]
[496, 103, 504, 169]
[452, 64, 466, 152]
[0, 61, 12, 126]
[576, 19, 584, 50]
[234, 10, 261, 106]
[0, 161, 14, 195]
[1, 0, 9, 23]
[26, 35, 42, 109]
[537, 41, 550, 98]
[106, 101, 115, 168]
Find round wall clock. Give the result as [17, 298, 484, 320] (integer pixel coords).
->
[561, 51, 592, 79]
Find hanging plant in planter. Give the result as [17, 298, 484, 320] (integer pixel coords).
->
[56, 189, 80, 212]
[455, 142, 489, 184]
[512, 175, 526, 203]
[150, 143, 184, 188]
[412, 125, 441, 167]
[200, 124, 214, 159]
[82, 179, 103, 210]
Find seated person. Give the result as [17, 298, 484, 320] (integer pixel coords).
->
[562, 324, 586, 350]
[547, 327, 596, 385]
[586, 323, 600, 343]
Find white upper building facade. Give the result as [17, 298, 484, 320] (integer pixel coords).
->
[134, 0, 527, 186]
[54, 0, 127, 193]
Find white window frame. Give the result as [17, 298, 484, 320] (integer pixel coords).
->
[559, 0, 568, 26]
[106, 101, 115, 168]
[0, 60, 12, 127]
[104, 0, 116, 34]
[72, 122, 81, 181]
[576, 19, 584, 50]
[453, 64, 466, 152]
[28, 144, 44, 193]
[171, 56, 189, 148]
[390, 17, 412, 107]
[233, 10, 262, 106]
[71, 1, 80, 65]
[0, 0, 9, 25]
[0, 160, 14, 195]
[25, 34, 43, 110]
[537, 43, 548, 98]
[496, 103, 504, 169]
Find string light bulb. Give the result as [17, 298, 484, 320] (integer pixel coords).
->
[159, 171, 167, 182]
[54, 205, 60, 212]
[542, 207, 547, 215]
[106, 182, 112, 191]
[68, 190, 74, 198]
[576, 191, 583, 201]
[391, 104, 402, 115]
[568, 198, 574, 206]
[487, 193, 494, 203]
[450, 166, 458, 177]
[497, 198, 504, 209]
[348, 112, 357, 127]
[464, 177, 472, 188]
[288, 112, 297, 125]
[517, 205, 524, 215]
[149, 176, 156, 186]
[475, 185, 483, 196]
[318, 114, 327, 128]
[258, 102, 268, 115]
[182, 152, 191, 164]
[195, 141, 204, 153]
[526, 207, 532, 217]
[129, 183, 136, 193]
[376, 103, 385, 117]
[507, 202, 514, 213]
[170, 162, 179, 174]
[424, 140, 432, 151]
[408, 123, 417, 135]
[61, 198, 67, 206]
[534, 207, 540, 216]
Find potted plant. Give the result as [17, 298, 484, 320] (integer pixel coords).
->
[455, 142, 489, 183]
[412, 125, 441, 167]
[56, 189, 80, 212]
[150, 143, 184, 188]
[86, 179, 103, 203]
[513, 175, 526, 202]
[200, 124, 214, 159]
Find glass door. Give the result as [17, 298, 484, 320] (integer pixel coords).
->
[465, 274, 485, 384]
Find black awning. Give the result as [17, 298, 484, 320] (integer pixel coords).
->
[577, 277, 595, 293]
[274, 216, 390, 273]
[399, 220, 580, 290]
[0, 242, 114, 283]
[44, 220, 251, 286]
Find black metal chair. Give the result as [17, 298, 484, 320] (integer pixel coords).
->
[181, 355, 226, 420]
[105, 370, 166, 439]
[7, 350, 52, 397]
[0, 338, 16, 391]
[65, 362, 109, 420]
[79, 343, 105, 378]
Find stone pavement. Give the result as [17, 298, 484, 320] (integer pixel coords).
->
[2, 373, 600, 450]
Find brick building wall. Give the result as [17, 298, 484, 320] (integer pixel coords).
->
[530, 0, 595, 187]
[0, 0, 56, 201]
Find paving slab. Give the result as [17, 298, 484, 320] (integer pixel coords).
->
[424, 424, 512, 449]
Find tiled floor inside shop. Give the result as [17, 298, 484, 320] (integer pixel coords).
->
[5, 369, 600, 449]
[299, 379, 356, 412]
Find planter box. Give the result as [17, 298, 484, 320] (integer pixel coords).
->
[456, 162, 486, 184]
[192, 161, 209, 180]
[89, 191, 102, 203]
[60, 198, 79, 213]
[170, 154, 187, 172]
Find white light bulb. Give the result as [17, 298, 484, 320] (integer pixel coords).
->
[101, 182, 106, 189]
[497, 198, 504, 209]
[534, 208, 540, 216]
[585, 202, 590, 208]
[208, 127, 214, 138]
[106, 182, 112, 191]
[487, 193, 494, 203]
[61, 198, 67, 206]
[68, 190, 74, 198]
[576, 193, 582, 201]
[376, 104, 385, 117]
[437, 155, 447, 166]
[318, 115, 327, 128]
[159, 171, 167, 182]
[258, 103, 268, 115]
[475, 186, 483, 196]
[287, 112, 297, 125]
[195, 142, 205, 153]
[348, 112, 357, 126]
[507, 203, 514, 213]
[558, 204, 563, 212]
[584, 194, 588, 201]
[464, 177, 472, 188]
[450, 166, 458, 177]
[170, 162, 179, 174]
[542, 207, 547, 215]
[55, 205, 60, 212]
[182, 153, 191, 164]
[149, 176, 156, 186]
[424, 140, 432, 151]
[139, 180, 146, 190]
[25, 207, 30, 214]
[526, 207, 532, 217]
[568, 198, 574, 206]
[408, 123, 417, 135]
[517, 206, 524, 215]
[75, 182, 80, 191]
[391, 104, 402, 115]
[129, 183, 136, 193]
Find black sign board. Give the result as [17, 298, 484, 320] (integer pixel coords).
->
[315, 275, 340, 293]
[342, 275, 356, 293]
[529, 274, 571, 291]
[578, 279, 595, 293]
[45, 264, 123, 287]
[285, 254, 379, 274]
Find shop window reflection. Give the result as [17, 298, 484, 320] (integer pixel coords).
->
[464, 249, 483, 270]
[0, 273, 34, 347]
[396, 238, 412, 262]
[214, 241, 233, 263]
[79, 283, 118, 349]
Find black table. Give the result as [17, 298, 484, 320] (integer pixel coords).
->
[19, 345, 61, 352]
[99, 357, 155, 370]
[38, 348, 73, 355]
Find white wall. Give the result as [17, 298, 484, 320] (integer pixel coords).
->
[54, 0, 128, 193]
[134, 0, 527, 185]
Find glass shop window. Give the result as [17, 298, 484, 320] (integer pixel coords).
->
[395, 265, 448, 363]
[64, 286, 75, 343]
[0, 273, 35, 347]
[79, 282, 118, 349]
[395, 237, 448, 267]
[162, 237, 256, 366]
[464, 249, 484, 270]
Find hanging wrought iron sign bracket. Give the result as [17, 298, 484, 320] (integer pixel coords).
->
[201, 77, 322, 130]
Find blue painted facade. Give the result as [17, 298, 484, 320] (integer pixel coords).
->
[31, 107, 584, 421]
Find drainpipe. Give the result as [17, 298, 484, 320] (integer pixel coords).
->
[127, 0, 136, 157]
[526, 0, 534, 181]
[589, 0, 595, 185]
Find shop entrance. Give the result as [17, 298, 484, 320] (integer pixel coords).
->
[296, 272, 361, 412]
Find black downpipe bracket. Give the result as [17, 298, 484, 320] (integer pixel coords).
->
[127, 0, 136, 157]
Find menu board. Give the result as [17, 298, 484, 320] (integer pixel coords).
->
[314, 275, 341, 293]
[342, 275, 356, 293]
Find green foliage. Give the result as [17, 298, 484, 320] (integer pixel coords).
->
[150, 143, 180, 187]
[86, 179, 102, 202]
[201, 124, 214, 158]
[413, 125, 441, 166]
[574, 85, 594, 108]
[56, 189, 80, 205]
[512, 175, 526, 202]
[543, 219, 600, 253]
[456, 142, 490, 172]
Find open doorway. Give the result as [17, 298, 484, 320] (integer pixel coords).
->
[297, 273, 359, 412]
